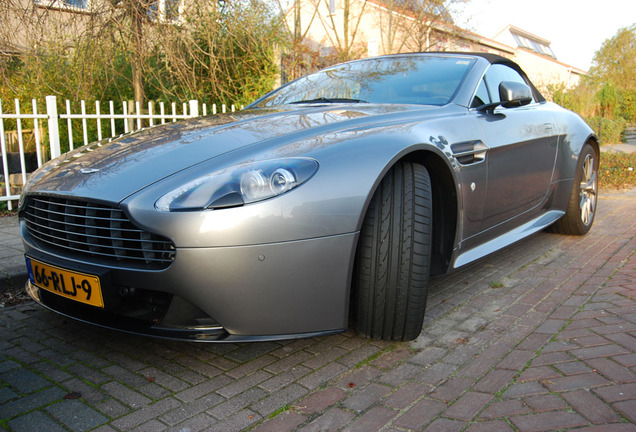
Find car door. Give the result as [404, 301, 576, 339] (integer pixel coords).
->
[475, 64, 558, 230]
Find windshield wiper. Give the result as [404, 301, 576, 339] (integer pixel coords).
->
[289, 97, 368, 104]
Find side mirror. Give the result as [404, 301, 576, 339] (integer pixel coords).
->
[499, 81, 533, 108]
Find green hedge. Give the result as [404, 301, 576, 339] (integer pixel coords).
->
[585, 116, 628, 145]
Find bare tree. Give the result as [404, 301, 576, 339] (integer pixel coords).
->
[312, 0, 369, 60]
[376, 0, 467, 54]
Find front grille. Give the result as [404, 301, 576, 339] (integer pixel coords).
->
[23, 196, 175, 269]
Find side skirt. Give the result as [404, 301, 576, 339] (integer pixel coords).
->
[452, 210, 565, 269]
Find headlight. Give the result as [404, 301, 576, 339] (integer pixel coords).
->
[155, 158, 318, 211]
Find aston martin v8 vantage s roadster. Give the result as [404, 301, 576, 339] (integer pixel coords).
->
[19, 52, 599, 342]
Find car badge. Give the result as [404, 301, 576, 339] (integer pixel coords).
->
[80, 168, 100, 174]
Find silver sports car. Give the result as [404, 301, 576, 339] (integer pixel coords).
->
[19, 53, 598, 342]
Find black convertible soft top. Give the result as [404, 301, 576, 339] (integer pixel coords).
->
[427, 51, 546, 102]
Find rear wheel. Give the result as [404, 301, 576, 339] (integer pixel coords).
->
[354, 161, 432, 341]
[550, 143, 598, 235]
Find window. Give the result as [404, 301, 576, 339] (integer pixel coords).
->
[34, 0, 88, 11]
[254, 56, 475, 108]
[511, 32, 555, 58]
[367, 40, 378, 57]
[471, 78, 490, 108]
[147, 0, 182, 22]
[62, 0, 86, 7]
[483, 64, 534, 104]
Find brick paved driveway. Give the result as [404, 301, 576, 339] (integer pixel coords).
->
[1, 189, 635, 432]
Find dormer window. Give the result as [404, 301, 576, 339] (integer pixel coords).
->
[147, 0, 182, 23]
[34, 0, 88, 11]
[510, 30, 555, 58]
[329, 0, 336, 14]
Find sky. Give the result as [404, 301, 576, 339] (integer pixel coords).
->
[450, 0, 636, 71]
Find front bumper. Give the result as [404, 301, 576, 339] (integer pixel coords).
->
[22, 222, 359, 342]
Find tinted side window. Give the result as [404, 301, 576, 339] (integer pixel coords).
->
[471, 78, 490, 108]
[484, 64, 534, 104]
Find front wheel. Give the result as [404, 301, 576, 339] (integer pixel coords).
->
[550, 143, 599, 235]
[353, 161, 432, 341]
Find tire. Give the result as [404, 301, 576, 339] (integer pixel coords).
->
[550, 143, 599, 235]
[353, 161, 432, 341]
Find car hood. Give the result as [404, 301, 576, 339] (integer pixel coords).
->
[25, 104, 444, 203]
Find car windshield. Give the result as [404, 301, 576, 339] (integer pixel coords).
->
[253, 55, 475, 108]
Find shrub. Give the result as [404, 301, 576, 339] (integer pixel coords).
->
[599, 151, 636, 191]
[585, 116, 628, 145]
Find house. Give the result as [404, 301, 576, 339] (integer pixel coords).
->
[0, 0, 183, 58]
[286, 0, 585, 90]
[492, 25, 585, 90]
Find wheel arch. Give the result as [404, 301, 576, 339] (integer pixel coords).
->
[406, 151, 458, 275]
[354, 148, 459, 277]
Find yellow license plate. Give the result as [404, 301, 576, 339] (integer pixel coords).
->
[26, 257, 104, 308]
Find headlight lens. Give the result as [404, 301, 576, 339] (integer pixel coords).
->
[155, 158, 318, 211]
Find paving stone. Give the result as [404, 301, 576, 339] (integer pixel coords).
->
[298, 386, 346, 413]
[408, 347, 447, 365]
[480, 399, 531, 419]
[465, 420, 515, 432]
[160, 393, 223, 426]
[95, 398, 131, 418]
[7, 410, 67, 432]
[264, 351, 314, 374]
[571, 344, 631, 360]
[173, 375, 233, 403]
[554, 360, 593, 376]
[1, 367, 51, 394]
[382, 382, 429, 409]
[253, 383, 308, 417]
[130, 419, 168, 432]
[501, 382, 549, 399]
[45, 399, 109, 432]
[429, 376, 474, 402]
[341, 406, 396, 432]
[543, 372, 610, 392]
[585, 357, 636, 383]
[64, 364, 110, 386]
[341, 382, 391, 413]
[59, 378, 108, 404]
[251, 412, 306, 432]
[416, 362, 458, 386]
[510, 411, 588, 431]
[593, 382, 636, 402]
[522, 394, 567, 412]
[1, 193, 635, 432]
[614, 399, 636, 423]
[474, 369, 516, 394]
[207, 387, 267, 420]
[561, 389, 622, 424]
[0, 360, 21, 373]
[216, 370, 271, 398]
[424, 417, 465, 432]
[0, 386, 18, 404]
[102, 381, 152, 408]
[297, 362, 348, 390]
[297, 407, 355, 432]
[377, 362, 421, 386]
[258, 365, 311, 392]
[0, 386, 66, 419]
[111, 397, 181, 430]
[333, 365, 382, 390]
[517, 366, 561, 383]
[444, 391, 493, 421]
[168, 412, 217, 432]
[208, 408, 262, 432]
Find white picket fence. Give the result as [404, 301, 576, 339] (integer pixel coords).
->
[0, 96, 241, 210]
